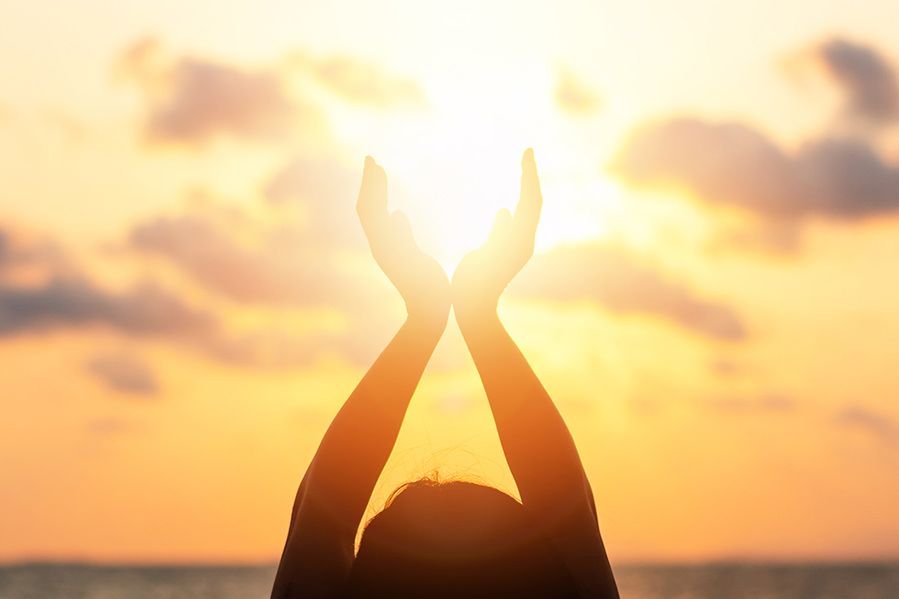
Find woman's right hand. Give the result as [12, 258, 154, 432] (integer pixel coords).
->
[452, 149, 542, 326]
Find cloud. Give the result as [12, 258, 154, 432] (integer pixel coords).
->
[835, 405, 899, 444]
[265, 156, 357, 205]
[555, 69, 602, 116]
[0, 224, 70, 276]
[815, 38, 899, 126]
[291, 53, 427, 109]
[0, 277, 217, 337]
[611, 117, 899, 221]
[0, 230, 10, 267]
[127, 203, 408, 367]
[510, 243, 746, 341]
[263, 155, 365, 249]
[0, 223, 211, 339]
[116, 37, 424, 146]
[129, 206, 361, 306]
[118, 37, 322, 146]
[0, 223, 340, 370]
[0, 266, 337, 370]
[132, 153, 368, 307]
[86, 352, 159, 396]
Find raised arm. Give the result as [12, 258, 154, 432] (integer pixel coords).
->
[452, 149, 618, 597]
[272, 157, 450, 599]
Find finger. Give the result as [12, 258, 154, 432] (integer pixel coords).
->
[357, 156, 389, 236]
[389, 210, 420, 252]
[514, 148, 542, 238]
[488, 208, 513, 246]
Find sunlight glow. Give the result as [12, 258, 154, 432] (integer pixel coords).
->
[342, 62, 627, 270]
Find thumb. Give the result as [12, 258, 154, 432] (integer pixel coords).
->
[390, 211, 420, 251]
[488, 208, 513, 245]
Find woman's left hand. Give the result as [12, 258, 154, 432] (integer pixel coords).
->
[357, 156, 451, 334]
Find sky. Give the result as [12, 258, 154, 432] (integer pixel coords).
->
[1, 0, 898, 564]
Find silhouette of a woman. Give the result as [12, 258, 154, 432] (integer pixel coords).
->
[271, 150, 618, 598]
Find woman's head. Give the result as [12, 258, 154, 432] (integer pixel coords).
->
[342, 480, 578, 598]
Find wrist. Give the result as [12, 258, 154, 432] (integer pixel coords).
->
[454, 301, 501, 334]
[404, 309, 448, 339]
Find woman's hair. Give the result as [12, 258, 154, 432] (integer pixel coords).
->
[341, 479, 579, 598]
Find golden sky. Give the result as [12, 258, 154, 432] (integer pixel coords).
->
[1, 0, 898, 563]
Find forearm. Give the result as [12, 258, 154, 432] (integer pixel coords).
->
[458, 308, 618, 597]
[273, 316, 443, 598]
[293, 315, 443, 531]
[456, 308, 589, 509]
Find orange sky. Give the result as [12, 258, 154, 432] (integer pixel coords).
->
[1, 0, 898, 564]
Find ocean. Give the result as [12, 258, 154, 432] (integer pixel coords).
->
[0, 562, 896, 598]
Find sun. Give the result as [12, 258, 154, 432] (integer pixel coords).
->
[386, 150, 619, 272]
[356, 65, 614, 271]
[329, 58, 629, 272]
